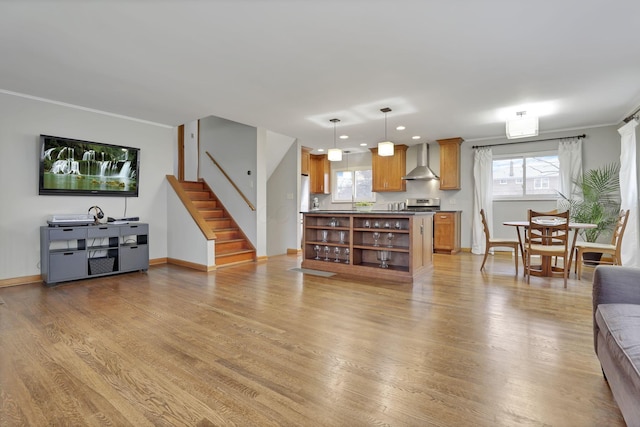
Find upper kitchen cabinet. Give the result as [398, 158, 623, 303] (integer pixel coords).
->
[436, 137, 464, 190]
[370, 144, 408, 192]
[301, 146, 311, 176]
[310, 153, 330, 194]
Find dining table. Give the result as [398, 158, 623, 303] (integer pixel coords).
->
[503, 220, 597, 277]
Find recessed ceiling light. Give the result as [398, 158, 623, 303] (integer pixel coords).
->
[396, 125, 406, 130]
[412, 136, 421, 140]
[339, 135, 348, 139]
[360, 143, 368, 146]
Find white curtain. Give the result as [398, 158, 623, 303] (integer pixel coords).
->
[618, 119, 640, 267]
[471, 148, 493, 254]
[557, 139, 583, 210]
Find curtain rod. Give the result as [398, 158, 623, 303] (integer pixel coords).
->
[471, 134, 586, 149]
[623, 107, 640, 123]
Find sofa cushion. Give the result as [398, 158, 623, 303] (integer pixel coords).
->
[596, 304, 640, 381]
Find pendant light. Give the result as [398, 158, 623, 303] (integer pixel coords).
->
[327, 118, 343, 161]
[378, 107, 394, 157]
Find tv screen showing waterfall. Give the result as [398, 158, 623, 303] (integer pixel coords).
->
[39, 135, 140, 197]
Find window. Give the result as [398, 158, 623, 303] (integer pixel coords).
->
[492, 151, 560, 200]
[534, 177, 550, 190]
[331, 168, 375, 203]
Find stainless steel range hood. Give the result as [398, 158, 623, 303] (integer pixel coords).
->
[402, 142, 439, 180]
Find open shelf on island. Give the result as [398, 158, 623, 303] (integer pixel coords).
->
[301, 212, 433, 283]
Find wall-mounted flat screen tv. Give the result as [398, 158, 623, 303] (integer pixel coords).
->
[39, 134, 140, 197]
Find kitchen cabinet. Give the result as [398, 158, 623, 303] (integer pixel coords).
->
[433, 211, 461, 254]
[370, 144, 408, 192]
[413, 214, 434, 269]
[310, 154, 330, 194]
[301, 211, 433, 283]
[301, 146, 311, 176]
[437, 137, 464, 190]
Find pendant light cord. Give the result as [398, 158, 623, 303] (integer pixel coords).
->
[380, 107, 392, 141]
[330, 118, 340, 148]
[385, 112, 388, 140]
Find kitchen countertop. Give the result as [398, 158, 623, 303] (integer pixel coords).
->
[302, 210, 435, 215]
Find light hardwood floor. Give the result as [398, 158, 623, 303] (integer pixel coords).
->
[0, 253, 625, 426]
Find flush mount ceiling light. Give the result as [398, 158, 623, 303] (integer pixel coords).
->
[378, 107, 394, 157]
[506, 111, 539, 139]
[327, 118, 342, 161]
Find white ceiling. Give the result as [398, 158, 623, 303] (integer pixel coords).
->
[2, 1, 640, 153]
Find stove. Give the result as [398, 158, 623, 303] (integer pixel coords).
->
[403, 198, 441, 212]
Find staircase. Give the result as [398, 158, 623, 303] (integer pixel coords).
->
[179, 180, 256, 267]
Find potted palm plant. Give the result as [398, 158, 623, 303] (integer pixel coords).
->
[558, 162, 621, 263]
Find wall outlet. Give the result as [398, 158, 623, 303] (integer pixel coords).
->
[450, 199, 456, 205]
[286, 192, 294, 200]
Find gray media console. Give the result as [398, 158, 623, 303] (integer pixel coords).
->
[40, 223, 149, 285]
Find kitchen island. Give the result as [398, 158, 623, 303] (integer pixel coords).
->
[301, 211, 433, 283]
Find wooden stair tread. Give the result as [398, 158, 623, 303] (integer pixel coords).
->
[214, 258, 256, 268]
[200, 209, 225, 218]
[179, 181, 204, 189]
[216, 248, 255, 256]
[186, 193, 215, 200]
[208, 223, 232, 230]
[215, 238, 247, 243]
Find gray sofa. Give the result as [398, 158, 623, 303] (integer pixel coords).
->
[593, 265, 640, 426]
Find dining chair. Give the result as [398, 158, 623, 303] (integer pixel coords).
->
[522, 209, 560, 248]
[480, 209, 520, 275]
[543, 209, 562, 266]
[574, 209, 630, 280]
[524, 209, 571, 287]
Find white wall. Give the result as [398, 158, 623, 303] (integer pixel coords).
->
[312, 125, 623, 249]
[477, 126, 622, 241]
[256, 128, 268, 257]
[2, 90, 629, 281]
[267, 141, 299, 255]
[188, 116, 297, 259]
[266, 130, 296, 179]
[0, 92, 174, 281]
[167, 187, 213, 267]
[198, 115, 259, 249]
[184, 120, 199, 181]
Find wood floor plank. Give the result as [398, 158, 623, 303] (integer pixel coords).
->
[0, 253, 625, 426]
